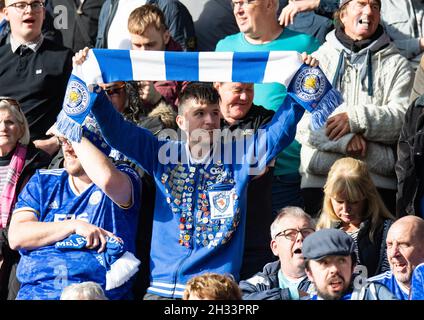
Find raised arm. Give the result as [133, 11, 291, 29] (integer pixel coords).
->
[279, 0, 338, 26]
[91, 92, 161, 176]
[71, 136, 133, 208]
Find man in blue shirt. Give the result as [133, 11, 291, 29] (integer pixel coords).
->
[8, 119, 141, 300]
[368, 216, 424, 299]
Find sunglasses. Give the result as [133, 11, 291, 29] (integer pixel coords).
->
[0, 96, 22, 111]
[103, 83, 126, 96]
[58, 137, 71, 146]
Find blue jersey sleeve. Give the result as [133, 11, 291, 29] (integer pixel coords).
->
[91, 92, 161, 176]
[13, 171, 42, 220]
[116, 164, 142, 212]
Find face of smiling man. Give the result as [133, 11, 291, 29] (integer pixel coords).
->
[386, 216, 424, 289]
[4, 0, 45, 43]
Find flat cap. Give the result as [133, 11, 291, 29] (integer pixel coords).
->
[302, 229, 355, 261]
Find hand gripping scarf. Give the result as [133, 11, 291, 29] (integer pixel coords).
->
[56, 50, 343, 142]
[55, 234, 140, 291]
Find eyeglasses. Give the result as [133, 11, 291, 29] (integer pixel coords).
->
[275, 228, 315, 241]
[103, 83, 126, 96]
[58, 137, 71, 146]
[231, 0, 257, 10]
[7, 1, 45, 12]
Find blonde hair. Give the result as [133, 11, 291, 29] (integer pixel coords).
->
[183, 273, 242, 300]
[317, 157, 394, 242]
[60, 282, 108, 300]
[0, 97, 30, 145]
[128, 4, 167, 36]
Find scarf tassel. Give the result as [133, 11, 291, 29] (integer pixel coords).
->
[105, 251, 141, 291]
[309, 88, 344, 130]
[56, 110, 84, 142]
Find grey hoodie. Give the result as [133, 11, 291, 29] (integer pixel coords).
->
[296, 30, 414, 190]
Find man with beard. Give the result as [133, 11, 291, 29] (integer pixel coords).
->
[7, 118, 141, 300]
[303, 228, 396, 300]
[369, 216, 424, 299]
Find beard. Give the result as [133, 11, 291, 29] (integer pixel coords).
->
[64, 158, 85, 177]
[393, 269, 412, 286]
[317, 288, 347, 300]
[316, 275, 350, 300]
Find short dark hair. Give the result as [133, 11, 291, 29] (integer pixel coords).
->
[178, 82, 220, 115]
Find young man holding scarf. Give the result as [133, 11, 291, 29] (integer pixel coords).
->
[62, 47, 341, 299]
[88, 81, 311, 299]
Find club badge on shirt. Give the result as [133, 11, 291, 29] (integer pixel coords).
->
[209, 189, 235, 220]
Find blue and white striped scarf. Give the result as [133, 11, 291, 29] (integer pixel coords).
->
[57, 49, 343, 141]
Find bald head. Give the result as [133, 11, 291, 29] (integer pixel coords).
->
[386, 216, 424, 288]
[390, 216, 424, 241]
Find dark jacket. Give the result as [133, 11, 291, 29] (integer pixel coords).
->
[311, 282, 397, 300]
[239, 260, 313, 300]
[0, 143, 52, 300]
[46, 0, 104, 53]
[396, 95, 424, 217]
[95, 0, 196, 51]
[221, 104, 276, 279]
[333, 218, 392, 277]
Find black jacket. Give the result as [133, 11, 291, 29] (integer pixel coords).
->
[221, 104, 276, 279]
[46, 0, 104, 53]
[396, 95, 424, 217]
[239, 260, 314, 300]
[333, 218, 392, 277]
[0, 143, 52, 299]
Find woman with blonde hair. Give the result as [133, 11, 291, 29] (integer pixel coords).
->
[317, 157, 394, 276]
[0, 97, 52, 299]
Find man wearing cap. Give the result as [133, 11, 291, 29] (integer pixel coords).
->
[368, 216, 424, 299]
[296, 0, 413, 216]
[280, 0, 424, 69]
[303, 228, 396, 300]
[7, 118, 142, 300]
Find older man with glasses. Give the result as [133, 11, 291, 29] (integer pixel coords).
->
[239, 206, 316, 300]
[0, 0, 73, 155]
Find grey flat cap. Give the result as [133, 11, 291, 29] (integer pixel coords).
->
[302, 229, 355, 261]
